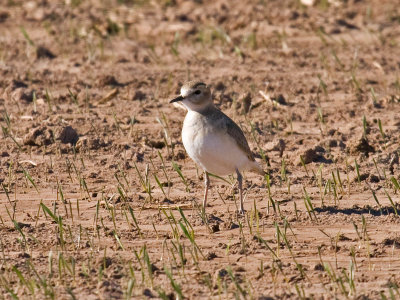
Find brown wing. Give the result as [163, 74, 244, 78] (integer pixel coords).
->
[223, 115, 255, 162]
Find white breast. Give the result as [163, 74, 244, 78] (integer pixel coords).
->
[182, 111, 251, 176]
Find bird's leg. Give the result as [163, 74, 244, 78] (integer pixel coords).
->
[202, 171, 210, 217]
[236, 169, 245, 214]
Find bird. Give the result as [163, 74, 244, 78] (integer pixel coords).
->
[170, 81, 265, 214]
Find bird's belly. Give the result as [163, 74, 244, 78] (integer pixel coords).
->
[182, 128, 249, 176]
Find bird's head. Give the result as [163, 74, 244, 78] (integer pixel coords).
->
[170, 81, 213, 112]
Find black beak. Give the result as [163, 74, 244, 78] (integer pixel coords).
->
[169, 95, 184, 103]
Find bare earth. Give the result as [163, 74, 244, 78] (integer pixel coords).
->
[1, 0, 400, 299]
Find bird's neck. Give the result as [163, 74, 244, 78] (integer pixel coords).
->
[190, 103, 217, 116]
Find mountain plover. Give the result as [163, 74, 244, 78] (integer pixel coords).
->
[170, 81, 265, 214]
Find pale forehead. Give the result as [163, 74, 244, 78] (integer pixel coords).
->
[181, 81, 206, 95]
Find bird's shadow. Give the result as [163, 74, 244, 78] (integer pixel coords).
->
[315, 205, 399, 217]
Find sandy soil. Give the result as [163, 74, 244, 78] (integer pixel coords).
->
[1, 0, 400, 299]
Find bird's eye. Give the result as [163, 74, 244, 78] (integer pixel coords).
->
[194, 90, 201, 95]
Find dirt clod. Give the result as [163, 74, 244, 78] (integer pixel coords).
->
[273, 94, 287, 105]
[313, 263, 324, 271]
[265, 138, 286, 157]
[174, 150, 186, 160]
[99, 280, 122, 299]
[357, 173, 369, 182]
[350, 137, 375, 156]
[0, 11, 9, 22]
[18, 252, 31, 258]
[99, 75, 120, 86]
[146, 140, 165, 149]
[56, 126, 79, 144]
[240, 92, 252, 114]
[36, 46, 56, 59]
[8, 79, 27, 90]
[97, 256, 113, 268]
[210, 223, 220, 233]
[76, 137, 108, 151]
[12, 88, 35, 102]
[23, 126, 54, 146]
[216, 269, 228, 279]
[296, 147, 321, 165]
[300, 148, 318, 164]
[382, 237, 400, 248]
[369, 174, 380, 183]
[133, 90, 146, 101]
[143, 289, 154, 298]
[206, 251, 217, 260]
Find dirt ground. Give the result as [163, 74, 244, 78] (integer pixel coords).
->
[1, 0, 400, 299]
